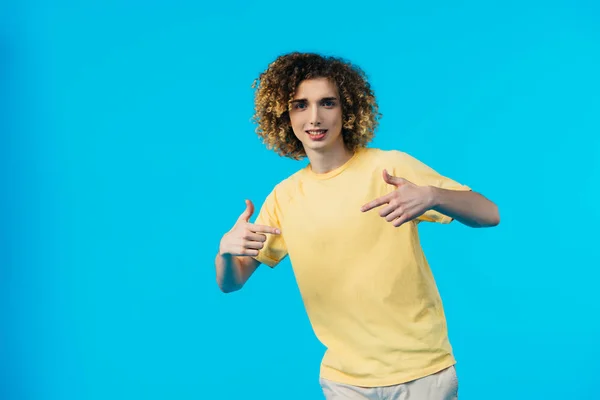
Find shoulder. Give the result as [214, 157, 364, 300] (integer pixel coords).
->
[277, 168, 304, 191]
[262, 167, 305, 205]
[365, 148, 435, 181]
[364, 147, 414, 165]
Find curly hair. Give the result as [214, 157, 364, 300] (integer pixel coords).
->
[251, 52, 381, 160]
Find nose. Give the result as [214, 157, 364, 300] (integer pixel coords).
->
[309, 104, 321, 126]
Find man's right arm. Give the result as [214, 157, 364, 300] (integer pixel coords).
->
[215, 198, 280, 293]
[215, 253, 261, 293]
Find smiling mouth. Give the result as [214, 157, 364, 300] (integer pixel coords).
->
[306, 129, 327, 136]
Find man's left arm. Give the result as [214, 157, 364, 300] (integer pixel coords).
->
[360, 169, 500, 229]
[428, 187, 500, 228]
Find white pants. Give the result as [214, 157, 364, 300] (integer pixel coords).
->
[320, 365, 459, 400]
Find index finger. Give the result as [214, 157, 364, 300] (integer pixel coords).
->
[247, 223, 281, 235]
[361, 193, 392, 212]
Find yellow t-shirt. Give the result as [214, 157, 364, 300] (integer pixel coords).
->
[253, 147, 471, 387]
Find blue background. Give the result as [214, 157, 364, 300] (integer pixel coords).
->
[3, 1, 599, 399]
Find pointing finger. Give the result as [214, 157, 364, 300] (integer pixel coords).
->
[247, 223, 281, 235]
[361, 193, 392, 212]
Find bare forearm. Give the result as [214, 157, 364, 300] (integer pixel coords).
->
[429, 187, 500, 228]
[215, 253, 244, 293]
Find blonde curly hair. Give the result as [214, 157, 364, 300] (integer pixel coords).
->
[251, 52, 381, 160]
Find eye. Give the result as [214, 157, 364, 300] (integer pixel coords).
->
[293, 102, 307, 110]
[322, 100, 336, 107]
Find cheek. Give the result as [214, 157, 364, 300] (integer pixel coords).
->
[331, 109, 343, 127]
[289, 115, 303, 136]
[332, 106, 342, 120]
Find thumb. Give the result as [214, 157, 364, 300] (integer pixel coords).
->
[383, 169, 404, 186]
[238, 199, 254, 222]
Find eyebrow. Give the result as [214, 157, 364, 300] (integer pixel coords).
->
[291, 97, 338, 103]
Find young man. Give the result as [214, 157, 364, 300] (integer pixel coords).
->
[215, 52, 499, 400]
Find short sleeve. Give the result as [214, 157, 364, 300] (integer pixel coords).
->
[252, 188, 288, 267]
[390, 151, 472, 224]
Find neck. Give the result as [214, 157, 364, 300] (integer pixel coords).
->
[306, 144, 354, 174]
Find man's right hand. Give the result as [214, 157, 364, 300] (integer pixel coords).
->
[218, 199, 281, 257]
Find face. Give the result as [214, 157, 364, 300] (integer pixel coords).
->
[289, 78, 344, 155]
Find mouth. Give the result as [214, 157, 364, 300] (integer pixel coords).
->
[306, 129, 327, 140]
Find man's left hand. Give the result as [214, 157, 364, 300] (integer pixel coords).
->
[360, 169, 434, 227]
